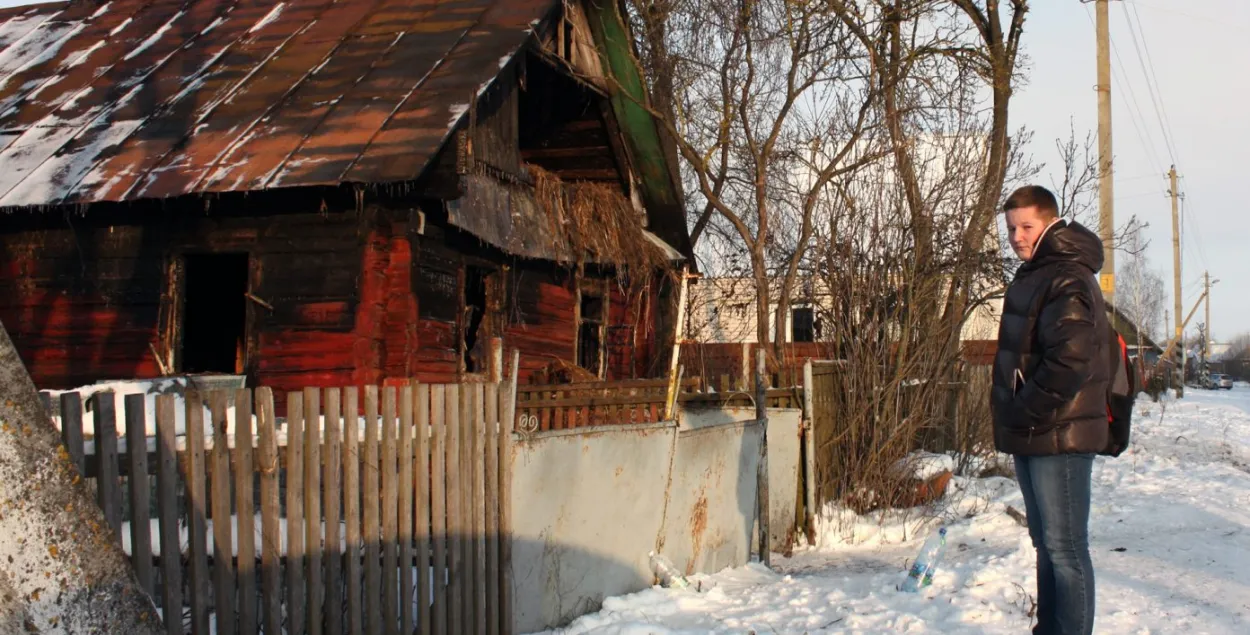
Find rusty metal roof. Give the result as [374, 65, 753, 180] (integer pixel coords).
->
[0, 0, 557, 209]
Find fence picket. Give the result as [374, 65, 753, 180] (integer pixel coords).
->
[463, 386, 477, 625]
[258, 389, 282, 635]
[59, 392, 85, 476]
[324, 388, 343, 635]
[42, 380, 516, 635]
[415, 384, 432, 635]
[92, 392, 121, 538]
[399, 385, 415, 635]
[363, 386, 382, 635]
[344, 387, 363, 635]
[124, 393, 153, 595]
[211, 392, 236, 635]
[484, 384, 500, 635]
[500, 381, 515, 635]
[287, 393, 307, 635]
[473, 384, 488, 635]
[235, 390, 257, 635]
[381, 387, 400, 635]
[304, 387, 323, 635]
[431, 385, 448, 635]
[446, 385, 462, 634]
[185, 395, 210, 635]
[461, 386, 475, 628]
[155, 395, 182, 635]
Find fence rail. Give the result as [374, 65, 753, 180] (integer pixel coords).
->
[41, 383, 514, 635]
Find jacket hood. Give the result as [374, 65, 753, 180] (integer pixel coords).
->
[1024, 219, 1104, 274]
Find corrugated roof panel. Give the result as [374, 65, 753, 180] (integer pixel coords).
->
[0, 5, 59, 52]
[205, 33, 400, 192]
[0, 0, 562, 209]
[343, 0, 547, 183]
[97, 1, 339, 201]
[274, 1, 496, 186]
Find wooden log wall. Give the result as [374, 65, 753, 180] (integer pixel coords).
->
[0, 205, 671, 393]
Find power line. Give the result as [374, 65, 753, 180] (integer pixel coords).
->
[1122, 3, 1179, 163]
[1180, 196, 1210, 276]
[1082, 4, 1169, 181]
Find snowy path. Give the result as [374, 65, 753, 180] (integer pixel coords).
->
[536, 388, 1250, 634]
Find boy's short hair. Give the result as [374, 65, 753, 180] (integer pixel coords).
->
[1003, 185, 1060, 219]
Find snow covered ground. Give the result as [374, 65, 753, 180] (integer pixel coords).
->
[536, 387, 1250, 634]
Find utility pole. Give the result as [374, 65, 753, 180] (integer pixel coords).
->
[1096, 0, 1116, 307]
[1204, 271, 1211, 364]
[1164, 309, 1171, 392]
[1204, 272, 1218, 369]
[1170, 166, 1183, 394]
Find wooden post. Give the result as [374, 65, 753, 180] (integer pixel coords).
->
[663, 266, 690, 420]
[258, 389, 283, 635]
[344, 388, 363, 635]
[211, 392, 236, 635]
[155, 395, 182, 635]
[740, 343, 751, 391]
[363, 386, 381, 635]
[124, 393, 153, 595]
[381, 387, 399, 635]
[92, 392, 121, 538]
[235, 390, 258, 635]
[755, 350, 771, 568]
[185, 396, 211, 634]
[430, 386, 448, 635]
[802, 360, 817, 545]
[399, 385, 415, 635]
[287, 393, 307, 635]
[415, 384, 433, 635]
[499, 377, 516, 635]
[324, 389, 343, 635]
[59, 392, 85, 475]
[490, 337, 504, 384]
[305, 388, 323, 635]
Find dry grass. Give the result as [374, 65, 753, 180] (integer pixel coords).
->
[528, 164, 673, 280]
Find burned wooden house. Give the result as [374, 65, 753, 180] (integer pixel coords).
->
[0, 0, 692, 394]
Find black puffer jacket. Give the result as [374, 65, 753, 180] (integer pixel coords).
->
[991, 220, 1110, 456]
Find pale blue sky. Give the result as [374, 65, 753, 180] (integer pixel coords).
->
[1013, 0, 1249, 342]
[1, 0, 1245, 339]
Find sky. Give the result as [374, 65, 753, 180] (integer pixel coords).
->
[1011, 0, 1250, 343]
[0, 0, 1244, 340]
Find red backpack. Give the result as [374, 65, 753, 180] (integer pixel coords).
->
[1103, 327, 1135, 457]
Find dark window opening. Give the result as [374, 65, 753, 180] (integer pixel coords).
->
[792, 307, 815, 343]
[463, 266, 489, 373]
[182, 253, 248, 374]
[578, 292, 604, 373]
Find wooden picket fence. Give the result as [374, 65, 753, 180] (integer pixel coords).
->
[514, 376, 804, 433]
[514, 378, 699, 431]
[41, 383, 514, 635]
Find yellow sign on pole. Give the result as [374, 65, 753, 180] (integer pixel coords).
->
[1099, 273, 1115, 295]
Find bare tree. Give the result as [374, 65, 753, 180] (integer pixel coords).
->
[1119, 223, 1165, 343]
[0, 323, 161, 633]
[1047, 121, 1149, 255]
[628, 0, 887, 351]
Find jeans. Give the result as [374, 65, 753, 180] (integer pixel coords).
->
[1014, 453, 1096, 635]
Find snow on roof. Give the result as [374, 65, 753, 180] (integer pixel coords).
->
[0, 0, 558, 210]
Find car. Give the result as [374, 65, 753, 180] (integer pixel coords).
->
[1207, 373, 1234, 390]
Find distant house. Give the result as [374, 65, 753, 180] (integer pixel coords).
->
[0, 0, 692, 393]
[687, 276, 1003, 347]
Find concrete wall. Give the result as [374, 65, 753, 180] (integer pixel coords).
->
[509, 422, 675, 632]
[678, 405, 803, 552]
[658, 420, 761, 578]
[509, 411, 789, 633]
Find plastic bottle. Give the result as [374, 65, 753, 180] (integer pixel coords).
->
[900, 527, 948, 592]
[648, 551, 690, 589]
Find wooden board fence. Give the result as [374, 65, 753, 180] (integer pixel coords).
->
[39, 384, 514, 635]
